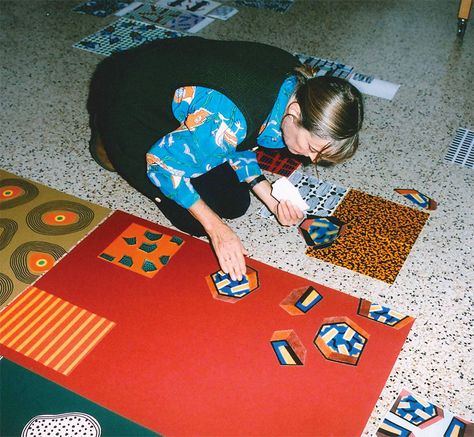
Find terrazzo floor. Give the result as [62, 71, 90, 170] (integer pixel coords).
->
[1, 0, 473, 434]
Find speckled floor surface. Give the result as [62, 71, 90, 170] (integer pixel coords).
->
[1, 0, 473, 434]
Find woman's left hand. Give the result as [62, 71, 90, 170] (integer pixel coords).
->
[274, 200, 305, 226]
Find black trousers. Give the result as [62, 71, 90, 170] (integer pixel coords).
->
[154, 163, 251, 237]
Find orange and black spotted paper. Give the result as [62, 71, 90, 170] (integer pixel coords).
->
[306, 189, 429, 283]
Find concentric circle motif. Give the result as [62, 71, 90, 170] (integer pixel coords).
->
[10, 241, 66, 283]
[0, 273, 14, 306]
[0, 218, 18, 250]
[0, 178, 39, 210]
[26, 200, 94, 235]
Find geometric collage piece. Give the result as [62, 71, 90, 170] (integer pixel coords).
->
[260, 170, 348, 219]
[444, 127, 474, 169]
[73, 0, 135, 17]
[314, 316, 369, 365]
[294, 53, 354, 79]
[73, 18, 186, 57]
[98, 223, 184, 278]
[357, 299, 414, 330]
[280, 285, 322, 315]
[0, 287, 115, 376]
[0, 169, 110, 310]
[298, 216, 346, 248]
[378, 389, 473, 436]
[394, 188, 438, 211]
[391, 392, 443, 427]
[270, 330, 306, 365]
[124, 3, 214, 34]
[306, 189, 430, 284]
[235, 0, 294, 13]
[206, 266, 259, 303]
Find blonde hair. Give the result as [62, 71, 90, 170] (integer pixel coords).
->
[293, 64, 364, 164]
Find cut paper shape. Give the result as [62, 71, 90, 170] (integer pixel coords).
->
[207, 4, 238, 20]
[0, 286, 115, 376]
[391, 391, 444, 427]
[261, 170, 349, 219]
[98, 223, 184, 278]
[270, 330, 306, 365]
[155, 0, 221, 16]
[73, 0, 135, 17]
[295, 53, 354, 79]
[298, 216, 346, 248]
[306, 189, 429, 284]
[256, 147, 301, 176]
[348, 72, 400, 100]
[314, 317, 369, 365]
[376, 418, 412, 437]
[378, 389, 473, 436]
[73, 18, 186, 57]
[271, 177, 309, 211]
[235, 0, 294, 13]
[444, 127, 474, 169]
[124, 3, 214, 33]
[22, 412, 101, 437]
[0, 210, 415, 436]
[394, 189, 438, 211]
[206, 266, 259, 303]
[280, 285, 322, 315]
[357, 299, 414, 330]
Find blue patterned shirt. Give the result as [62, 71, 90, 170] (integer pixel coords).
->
[146, 75, 297, 208]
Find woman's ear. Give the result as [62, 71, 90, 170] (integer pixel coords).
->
[287, 101, 301, 119]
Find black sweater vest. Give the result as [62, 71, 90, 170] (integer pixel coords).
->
[92, 37, 299, 197]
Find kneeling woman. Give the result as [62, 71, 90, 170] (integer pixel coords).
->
[87, 37, 364, 281]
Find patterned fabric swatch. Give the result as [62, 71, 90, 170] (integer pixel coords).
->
[0, 287, 115, 376]
[124, 3, 214, 33]
[444, 127, 474, 169]
[306, 189, 429, 284]
[72, 0, 134, 17]
[0, 170, 110, 310]
[73, 18, 186, 56]
[256, 148, 301, 176]
[155, 0, 221, 16]
[376, 389, 473, 436]
[295, 53, 354, 79]
[98, 222, 184, 278]
[260, 170, 348, 218]
[234, 0, 294, 13]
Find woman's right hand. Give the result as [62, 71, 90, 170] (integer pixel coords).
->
[207, 221, 248, 281]
[274, 200, 305, 226]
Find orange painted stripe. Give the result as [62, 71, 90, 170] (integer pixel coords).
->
[43, 313, 96, 367]
[16, 301, 69, 353]
[0, 288, 44, 334]
[0, 287, 38, 323]
[5, 297, 63, 349]
[34, 309, 87, 362]
[24, 305, 77, 357]
[0, 293, 54, 345]
[54, 317, 108, 373]
[62, 321, 115, 375]
[1, 287, 115, 376]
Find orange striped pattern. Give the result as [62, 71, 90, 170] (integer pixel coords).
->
[0, 286, 115, 375]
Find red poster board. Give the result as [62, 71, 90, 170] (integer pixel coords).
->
[0, 211, 413, 436]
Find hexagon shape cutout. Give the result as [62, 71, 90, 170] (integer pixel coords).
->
[314, 316, 369, 365]
[391, 389, 444, 428]
[280, 285, 323, 315]
[270, 330, 306, 365]
[298, 216, 346, 248]
[206, 266, 259, 303]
